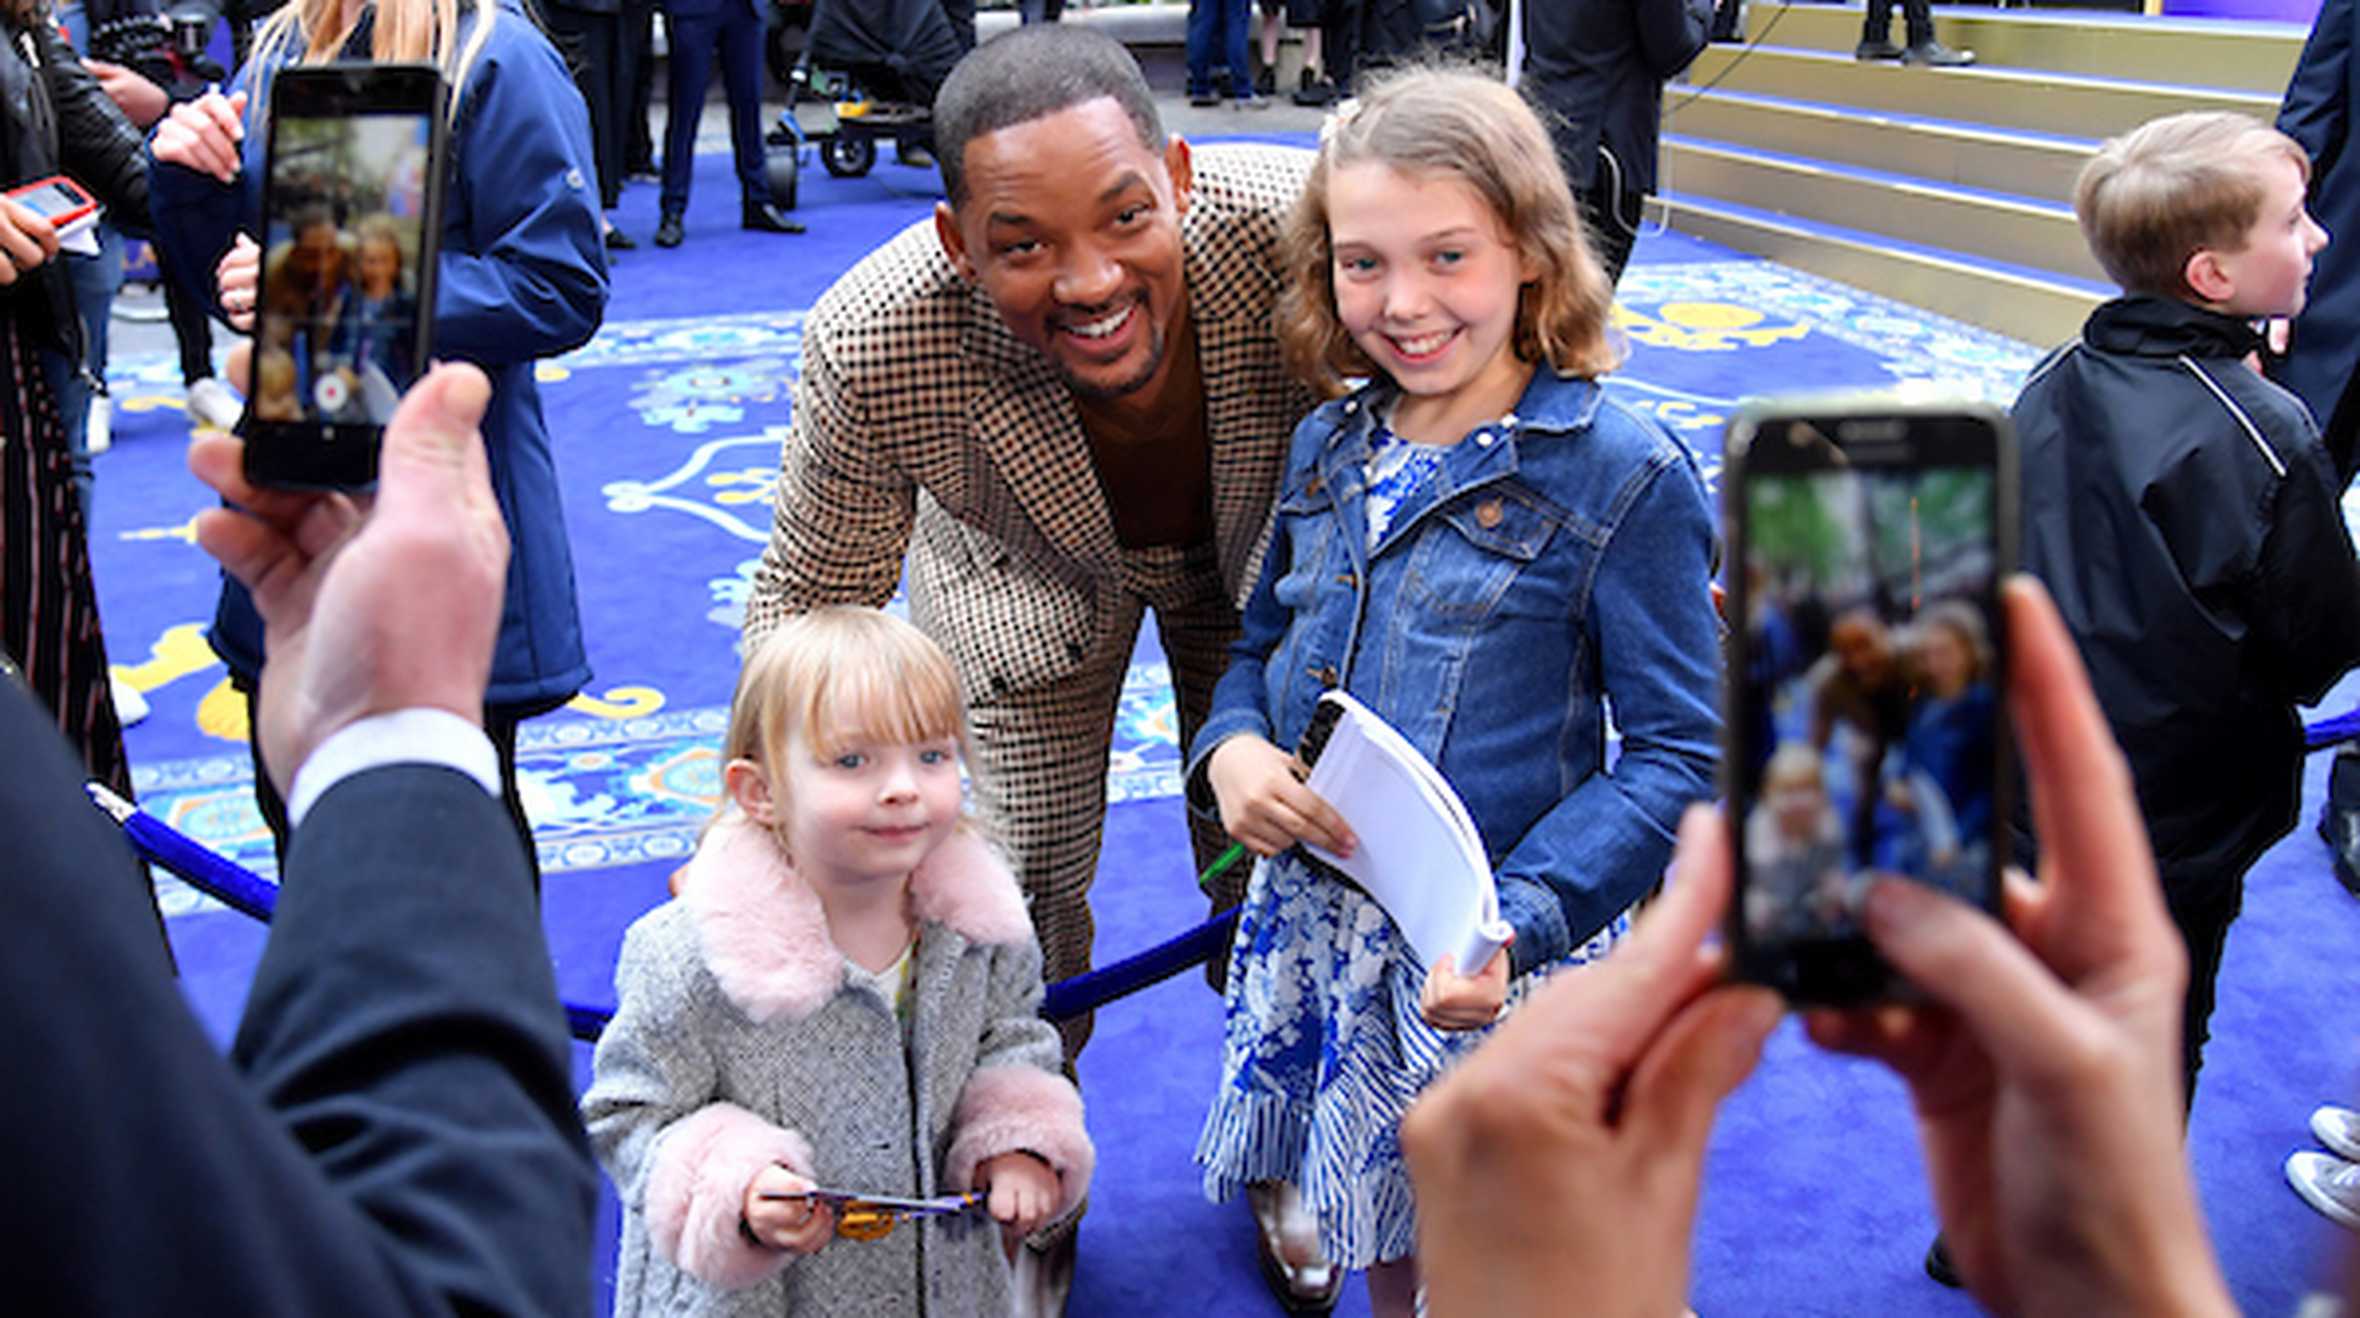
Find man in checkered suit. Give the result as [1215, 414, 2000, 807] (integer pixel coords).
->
[744, 25, 1331, 1313]
[747, 25, 1312, 1048]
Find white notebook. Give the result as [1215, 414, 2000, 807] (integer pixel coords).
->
[1297, 691, 1515, 975]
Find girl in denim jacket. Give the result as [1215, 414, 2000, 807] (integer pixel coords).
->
[1188, 68, 1721, 1316]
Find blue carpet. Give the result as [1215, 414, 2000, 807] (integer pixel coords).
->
[89, 132, 2354, 1313]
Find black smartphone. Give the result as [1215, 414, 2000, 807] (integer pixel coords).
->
[246, 63, 448, 489]
[1722, 395, 2018, 1005]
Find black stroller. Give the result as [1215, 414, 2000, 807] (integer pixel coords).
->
[763, 0, 960, 206]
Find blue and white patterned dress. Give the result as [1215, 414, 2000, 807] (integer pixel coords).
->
[1195, 421, 1632, 1268]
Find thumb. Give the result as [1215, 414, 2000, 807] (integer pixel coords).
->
[373, 363, 497, 530]
[1625, 985, 1781, 1152]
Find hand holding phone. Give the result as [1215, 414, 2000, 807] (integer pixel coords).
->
[0, 195, 60, 284]
[245, 64, 449, 489]
[1722, 394, 2017, 1004]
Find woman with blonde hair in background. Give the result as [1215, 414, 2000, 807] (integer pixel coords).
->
[148, 0, 607, 876]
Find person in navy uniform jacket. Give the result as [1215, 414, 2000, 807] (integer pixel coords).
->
[0, 364, 595, 1316]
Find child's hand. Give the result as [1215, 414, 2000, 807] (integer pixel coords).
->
[741, 1164, 833, 1255]
[976, 1151, 1060, 1240]
[1420, 942, 1512, 1031]
[1206, 734, 1356, 859]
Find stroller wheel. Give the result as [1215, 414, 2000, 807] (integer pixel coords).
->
[766, 146, 800, 211]
[821, 135, 876, 178]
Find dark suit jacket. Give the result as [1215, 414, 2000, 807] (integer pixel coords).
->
[2278, 0, 2360, 469]
[0, 681, 595, 1315]
[1523, 0, 1711, 199]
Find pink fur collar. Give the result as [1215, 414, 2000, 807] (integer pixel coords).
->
[681, 816, 1033, 1023]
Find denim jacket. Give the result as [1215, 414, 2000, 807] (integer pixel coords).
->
[1186, 367, 1722, 975]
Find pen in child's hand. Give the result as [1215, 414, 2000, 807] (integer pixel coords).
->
[1198, 840, 1247, 896]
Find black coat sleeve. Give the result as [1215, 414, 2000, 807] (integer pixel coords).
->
[2249, 437, 2360, 705]
[0, 682, 594, 1316]
[35, 22, 152, 235]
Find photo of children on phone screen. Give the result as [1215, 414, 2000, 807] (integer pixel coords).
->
[255, 114, 429, 428]
[1739, 462, 1999, 949]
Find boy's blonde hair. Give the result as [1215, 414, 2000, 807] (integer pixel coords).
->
[1277, 65, 1620, 397]
[2073, 111, 2311, 300]
[720, 607, 971, 825]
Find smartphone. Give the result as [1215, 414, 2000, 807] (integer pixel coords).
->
[1722, 394, 2018, 1004]
[246, 63, 448, 488]
[6, 176, 97, 229]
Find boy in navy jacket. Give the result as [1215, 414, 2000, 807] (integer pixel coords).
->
[2014, 110, 2360, 1105]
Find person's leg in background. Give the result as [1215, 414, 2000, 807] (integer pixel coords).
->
[718, 0, 800, 233]
[1289, 0, 1332, 106]
[1324, 0, 1363, 95]
[156, 247, 240, 431]
[1187, 0, 1222, 104]
[47, 224, 126, 522]
[1856, 0, 1902, 58]
[2165, 874, 2244, 1116]
[1222, 0, 1263, 106]
[621, 0, 658, 178]
[1256, 0, 1282, 95]
[656, 2, 718, 246]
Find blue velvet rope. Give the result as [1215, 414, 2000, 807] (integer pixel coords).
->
[96, 789, 1242, 1039]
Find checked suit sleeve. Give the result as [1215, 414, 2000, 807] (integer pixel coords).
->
[744, 320, 916, 641]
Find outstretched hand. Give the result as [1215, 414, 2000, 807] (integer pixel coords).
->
[188, 364, 509, 796]
[1402, 807, 1782, 1316]
[1808, 577, 2234, 1315]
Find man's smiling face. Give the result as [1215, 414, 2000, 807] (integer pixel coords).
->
[935, 97, 1193, 402]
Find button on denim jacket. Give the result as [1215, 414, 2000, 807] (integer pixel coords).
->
[1186, 367, 1722, 974]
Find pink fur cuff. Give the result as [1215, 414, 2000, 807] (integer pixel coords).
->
[944, 1065, 1095, 1222]
[645, 1102, 816, 1289]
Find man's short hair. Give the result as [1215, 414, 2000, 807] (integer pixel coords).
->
[2073, 111, 2311, 300]
[932, 25, 1167, 207]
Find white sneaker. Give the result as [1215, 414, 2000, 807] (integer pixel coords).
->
[187, 376, 242, 431]
[110, 674, 149, 727]
[2288, 1151, 2360, 1230]
[86, 394, 111, 454]
[2313, 1105, 2360, 1162]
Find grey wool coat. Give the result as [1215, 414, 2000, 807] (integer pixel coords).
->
[582, 817, 1094, 1316]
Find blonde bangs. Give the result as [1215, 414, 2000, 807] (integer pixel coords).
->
[726, 608, 970, 777]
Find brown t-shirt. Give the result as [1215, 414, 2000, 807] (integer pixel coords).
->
[1075, 309, 1213, 549]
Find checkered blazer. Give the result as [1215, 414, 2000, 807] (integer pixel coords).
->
[744, 143, 1317, 698]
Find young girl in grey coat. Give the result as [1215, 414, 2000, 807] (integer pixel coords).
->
[584, 607, 1094, 1316]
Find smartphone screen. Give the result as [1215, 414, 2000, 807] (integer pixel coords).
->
[248, 65, 446, 488]
[1725, 402, 2017, 1004]
[11, 180, 90, 221]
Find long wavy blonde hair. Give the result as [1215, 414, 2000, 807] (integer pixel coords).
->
[249, 0, 500, 122]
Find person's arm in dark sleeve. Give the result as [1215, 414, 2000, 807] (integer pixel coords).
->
[2281, 0, 2352, 183]
[430, 19, 608, 363]
[2248, 438, 2360, 704]
[37, 24, 153, 234]
[1635, 0, 1714, 80]
[0, 686, 593, 1315]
